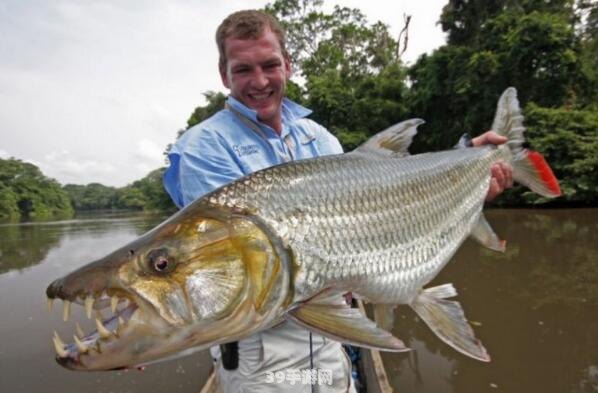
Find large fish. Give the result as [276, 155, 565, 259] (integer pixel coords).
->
[46, 88, 560, 370]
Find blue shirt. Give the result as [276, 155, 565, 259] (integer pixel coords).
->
[163, 96, 343, 208]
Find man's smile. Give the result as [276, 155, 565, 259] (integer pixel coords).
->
[248, 91, 274, 101]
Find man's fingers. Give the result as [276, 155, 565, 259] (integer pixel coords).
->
[485, 161, 514, 202]
[500, 162, 514, 188]
[472, 131, 508, 147]
[491, 164, 505, 187]
[486, 178, 500, 201]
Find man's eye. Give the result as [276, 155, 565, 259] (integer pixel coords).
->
[234, 68, 250, 74]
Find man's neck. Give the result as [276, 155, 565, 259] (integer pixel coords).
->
[259, 115, 283, 135]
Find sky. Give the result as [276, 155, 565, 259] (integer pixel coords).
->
[0, 0, 448, 187]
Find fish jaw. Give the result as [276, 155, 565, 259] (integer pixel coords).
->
[46, 202, 291, 371]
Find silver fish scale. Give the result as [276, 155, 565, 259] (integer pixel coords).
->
[211, 146, 511, 304]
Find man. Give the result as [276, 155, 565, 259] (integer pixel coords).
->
[163, 10, 512, 393]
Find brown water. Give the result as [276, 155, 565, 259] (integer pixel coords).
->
[0, 212, 212, 393]
[0, 209, 596, 393]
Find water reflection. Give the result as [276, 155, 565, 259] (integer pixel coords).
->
[383, 209, 598, 393]
[0, 224, 62, 273]
[0, 212, 163, 274]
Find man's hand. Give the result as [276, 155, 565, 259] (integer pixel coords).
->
[471, 131, 514, 201]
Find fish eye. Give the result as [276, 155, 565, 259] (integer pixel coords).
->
[147, 248, 175, 274]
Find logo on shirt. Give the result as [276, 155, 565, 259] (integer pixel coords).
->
[233, 144, 259, 157]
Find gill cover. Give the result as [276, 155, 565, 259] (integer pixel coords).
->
[123, 201, 293, 330]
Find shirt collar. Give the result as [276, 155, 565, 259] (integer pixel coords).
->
[226, 96, 312, 126]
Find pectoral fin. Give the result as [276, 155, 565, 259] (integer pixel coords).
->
[471, 214, 506, 252]
[286, 298, 408, 352]
[410, 284, 490, 362]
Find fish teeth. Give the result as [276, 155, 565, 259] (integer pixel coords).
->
[110, 296, 119, 313]
[95, 316, 113, 339]
[85, 296, 94, 319]
[53, 331, 68, 358]
[62, 300, 71, 322]
[116, 316, 127, 334]
[75, 322, 85, 338]
[73, 335, 88, 353]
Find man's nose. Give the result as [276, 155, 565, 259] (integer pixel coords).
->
[251, 68, 268, 88]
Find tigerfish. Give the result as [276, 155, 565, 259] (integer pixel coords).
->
[46, 87, 560, 370]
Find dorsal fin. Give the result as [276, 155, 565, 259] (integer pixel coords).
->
[354, 119, 425, 157]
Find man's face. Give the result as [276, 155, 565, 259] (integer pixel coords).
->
[219, 28, 291, 132]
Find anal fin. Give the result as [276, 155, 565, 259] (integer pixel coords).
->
[471, 214, 506, 252]
[410, 284, 490, 362]
[286, 296, 408, 352]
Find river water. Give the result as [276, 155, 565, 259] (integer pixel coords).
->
[0, 209, 596, 393]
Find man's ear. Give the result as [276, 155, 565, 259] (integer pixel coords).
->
[219, 64, 230, 89]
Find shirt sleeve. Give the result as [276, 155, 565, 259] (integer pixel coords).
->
[163, 129, 244, 208]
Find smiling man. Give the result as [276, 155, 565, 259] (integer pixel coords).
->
[163, 9, 512, 393]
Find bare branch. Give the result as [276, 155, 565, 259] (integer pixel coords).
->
[396, 13, 412, 60]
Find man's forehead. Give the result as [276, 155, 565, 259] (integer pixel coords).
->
[226, 27, 279, 46]
[224, 30, 284, 59]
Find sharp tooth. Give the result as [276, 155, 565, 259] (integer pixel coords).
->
[118, 316, 126, 326]
[47, 298, 54, 313]
[122, 298, 130, 309]
[73, 335, 88, 353]
[111, 296, 119, 313]
[85, 296, 94, 319]
[62, 301, 71, 322]
[53, 336, 69, 358]
[53, 331, 65, 345]
[95, 317, 112, 339]
[75, 322, 85, 338]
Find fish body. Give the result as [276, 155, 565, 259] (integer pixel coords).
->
[46, 88, 560, 370]
[217, 141, 503, 305]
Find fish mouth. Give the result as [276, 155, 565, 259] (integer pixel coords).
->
[46, 288, 145, 370]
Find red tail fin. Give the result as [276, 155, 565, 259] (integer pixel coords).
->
[513, 150, 561, 198]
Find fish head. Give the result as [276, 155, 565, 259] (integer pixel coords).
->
[46, 203, 291, 371]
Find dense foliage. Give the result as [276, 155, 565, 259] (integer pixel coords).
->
[519, 104, 598, 205]
[63, 168, 175, 213]
[407, 0, 597, 205]
[0, 158, 73, 220]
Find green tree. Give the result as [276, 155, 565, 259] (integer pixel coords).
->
[0, 185, 20, 220]
[408, 0, 594, 153]
[522, 104, 598, 205]
[128, 168, 176, 212]
[267, 0, 409, 148]
[0, 158, 73, 220]
[578, 0, 598, 107]
[115, 187, 147, 210]
[186, 91, 227, 129]
[63, 183, 118, 210]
